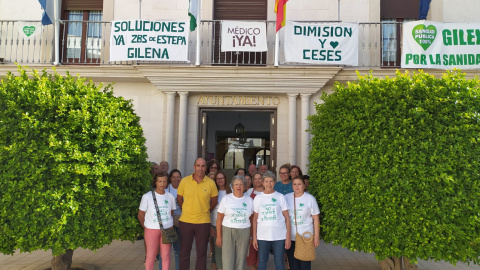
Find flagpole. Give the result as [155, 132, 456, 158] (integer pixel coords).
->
[274, 31, 279, 67]
[195, 0, 201, 66]
[54, 0, 59, 65]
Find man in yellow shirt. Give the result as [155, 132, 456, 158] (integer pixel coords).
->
[177, 158, 218, 270]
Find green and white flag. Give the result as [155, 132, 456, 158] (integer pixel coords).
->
[188, 0, 198, 31]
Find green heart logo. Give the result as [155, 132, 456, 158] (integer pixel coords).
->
[412, 24, 436, 51]
[23, 26, 36, 37]
[330, 41, 339, 49]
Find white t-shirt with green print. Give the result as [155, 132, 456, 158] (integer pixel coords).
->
[139, 190, 176, 229]
[217, 193, 254, 229]
[253, 191, 288, 241]
[286, 192, 320, 240]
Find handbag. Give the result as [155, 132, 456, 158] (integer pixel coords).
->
[293, 195, 316, 261]
[151, 191, 178, 244]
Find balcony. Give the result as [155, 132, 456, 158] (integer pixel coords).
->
[0, 20, 404, 68]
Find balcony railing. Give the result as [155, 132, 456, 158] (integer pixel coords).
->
[0, 20, 404, 68]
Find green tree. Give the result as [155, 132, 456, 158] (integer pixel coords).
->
[0, 66, 151, 270]
[308, 70, 480, 270]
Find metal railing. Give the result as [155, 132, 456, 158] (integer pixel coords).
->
[0, 20, 404, 68]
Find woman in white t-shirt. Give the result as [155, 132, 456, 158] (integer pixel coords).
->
[210, 170, 231, 270]
[285, 176, 320, 270]
[138, 171, 177, 270]
[252, 171, 291, 270]
[216, 175, 254, 270]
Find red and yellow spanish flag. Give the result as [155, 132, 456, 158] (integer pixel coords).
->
[275, 0, 288, 32]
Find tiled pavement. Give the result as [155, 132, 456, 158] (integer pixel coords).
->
[1, 240, 479, 270]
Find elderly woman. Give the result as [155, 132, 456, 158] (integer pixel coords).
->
[253, 171, 291, 270]
[138, 171, 177, 270]
[285, 176, 320, 270]
[216, 175, 254, 270]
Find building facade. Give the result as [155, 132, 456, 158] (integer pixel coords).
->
[1, 0, 479, 176]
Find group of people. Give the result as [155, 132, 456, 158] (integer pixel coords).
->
[138, 158, 320, 270]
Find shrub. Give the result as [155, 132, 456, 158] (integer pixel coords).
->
[0, 66, 150, 267]
[308, 70, 480, 265]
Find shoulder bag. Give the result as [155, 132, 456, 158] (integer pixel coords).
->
[151, 191, 178, 244]
[293, 195, 316, 261]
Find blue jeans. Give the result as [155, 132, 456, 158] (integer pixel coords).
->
[158, 226, 180, 270]
[257, 239, 285, 270]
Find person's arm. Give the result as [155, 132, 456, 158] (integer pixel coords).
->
[177, 194, 183, 210]
[313, 214, 320, 247]
[282, 210, 291, 250]
[138, 210, 146, 229]
[252, 212, 259, 250]
[210, 196, 218, 211]
[216, 213, 225, 247]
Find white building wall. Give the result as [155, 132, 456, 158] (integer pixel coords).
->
[442, 0, 480, 23]
[110, 82, 165, 164]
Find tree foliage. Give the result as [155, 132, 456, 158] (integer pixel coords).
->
[0, 66, 151, 255]
[308, 70, 480, 264]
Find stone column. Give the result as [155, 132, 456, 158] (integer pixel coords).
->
[177, 92, 189, 174]
[288, 94, 298, 166]
[300, 94, 311, 172]
[164, 92, 176, 167]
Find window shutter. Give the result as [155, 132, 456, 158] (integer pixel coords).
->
[381, 0, 420, 19]
[63, 0, 103, 11]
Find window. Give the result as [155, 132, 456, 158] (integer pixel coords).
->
[61, 0, 103, 64]
[380, 0, 420, 67]
[62, 10, 103, 63]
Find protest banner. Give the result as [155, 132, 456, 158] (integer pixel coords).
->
[110, 20, 189, 61]
[284, 21, 358, 65]
[402, 20, 480, 69]
[221, 21, 267, 52]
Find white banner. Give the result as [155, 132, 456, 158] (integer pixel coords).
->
[221, 21, 267, 52]
[284, 21, 358, 66]
[17, 22, 42, 40]
[110, 20, 189, 62]
[402, 21, 480, 69]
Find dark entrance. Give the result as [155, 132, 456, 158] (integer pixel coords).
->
[198, 109, 276, 174]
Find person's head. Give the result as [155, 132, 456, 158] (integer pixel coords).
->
[258, 164, 268, 174]
[169, 169, 182, 189]
[253, 172, 264, 188]
[263, 171, 276, 191]
[152, 171, 170, 189]
[193, 158, 207, 178]
[159, 161, 169, 173]
[303, 175, 310, 191]
[279, 163, 291, 182]
[292, 175, 306, 194]
[214, 170, 228, 190]
[290, 165, 303, 179]
[150, 162, 159, 175]
[231, 175, 247, 194]
[244, 174, 252, 189]
[235, 168, 246, 176]
[248, 164, 257, 176]
[206, 159, 220, 174]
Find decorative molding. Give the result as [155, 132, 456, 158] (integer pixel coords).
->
[137, 66, 343, 94]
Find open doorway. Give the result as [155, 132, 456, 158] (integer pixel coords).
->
[198, 109, 276, 175]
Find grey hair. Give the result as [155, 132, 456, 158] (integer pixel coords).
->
[263, 171, 276, 182]
[231, 175, 247, 187]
